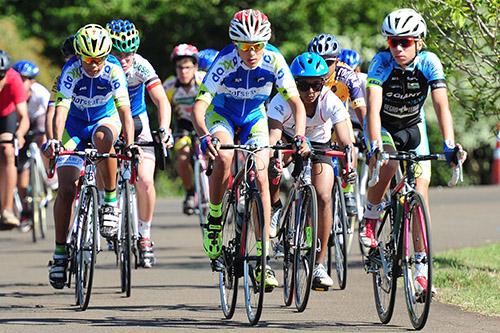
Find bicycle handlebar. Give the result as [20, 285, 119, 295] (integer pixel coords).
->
[368, 150, 464, 188]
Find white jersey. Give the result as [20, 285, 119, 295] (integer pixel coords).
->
[268, 87, 349, 143]
[28, 82, 50, 119]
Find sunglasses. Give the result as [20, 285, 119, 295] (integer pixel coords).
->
[234, 41, 266, 52]
[81, 55, 107, 65]
[387, 37, 416, 48]
[296, 80, 323, 92]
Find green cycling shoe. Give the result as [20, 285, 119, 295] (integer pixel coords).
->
[203, 215, 223, 260]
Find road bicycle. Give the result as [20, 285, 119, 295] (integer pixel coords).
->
[271, 147, 318, 312]
[214, 143, 282, 325]
[324, 145, 352, 290]
[51, 148, 130, 310]
[367, 149, 463, 329]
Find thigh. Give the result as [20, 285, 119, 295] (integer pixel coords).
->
[239, 115, 269, 148]
[0, 112, 17, 136]
[135, 112, 155, 160]
[312, 162, 334, 200]
[91, 113, 121, 147]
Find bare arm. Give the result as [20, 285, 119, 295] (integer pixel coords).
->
[147, 84, 172, 131]
[53, 105, 69, 142]
[15, 101, 29, 146]
[45, 104, 55, 140]
[287, 96, 306, 137]
[334, 119, 353, 147]
[268, 118, 283, 146]
[366, 85, 384, 149]
[431, 88, 455, 144]
[191, 99, 210, 137]
[117, 105, 134, 146]
[354, 105, 366, 125]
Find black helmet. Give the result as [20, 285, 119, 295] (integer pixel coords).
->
[0, 50, 11, 71]
[60, 35, 76, 58]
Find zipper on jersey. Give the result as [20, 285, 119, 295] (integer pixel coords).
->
[241, 70, 250, 117]
[88, 77, 93, 121]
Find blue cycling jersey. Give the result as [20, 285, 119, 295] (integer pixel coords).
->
[197, 43, 298, 126]
[367, 50, 446, 132]
[56, 55, 130, 122]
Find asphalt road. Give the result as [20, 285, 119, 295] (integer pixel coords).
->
[0, 185, 499, 332]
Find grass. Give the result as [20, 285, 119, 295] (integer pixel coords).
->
[433, 243, 500, 316]
[154, 171, 184, 198]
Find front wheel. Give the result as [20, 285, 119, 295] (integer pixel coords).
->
[75, 186, 98, 311]
[293, 184, 317, 312]
[194, 159, 210, 235]
[402, 192, 432, 330]
[243, 191, 266, 326]
[118, 181, 132, 297]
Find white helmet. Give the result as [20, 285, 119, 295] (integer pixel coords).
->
[307, 34, 341, 60]
[381, 8, 427, 38]
[229, 9, 272, 42]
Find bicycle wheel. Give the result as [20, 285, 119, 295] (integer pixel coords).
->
[218, 189, 239, 319]
[119, 181, 132, 297]
[372, 200, 398, 324]
[328, 177, 348, 289]
[402, 192, 432, 330]
[29, 158, 42, 242]
[281, 196, 295, 307]
[346, 177, 361, 255]
[242, 190, 266, 326]
[294, 184, 318, 312]
[75, 186, 98, 311]
[194, 159, 210, 234]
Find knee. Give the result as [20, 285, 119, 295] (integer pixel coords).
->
[137, 176, 154, 193]
[57, 182, 77, 199]
[316, 190, 331, 208]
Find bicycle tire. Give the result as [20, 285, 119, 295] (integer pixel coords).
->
[243, 190, 266, 326]
[328, 176, 348, 289]
[29, 158, 41, 243]
[194, 159, 210, 235]
[218, 189, 239, 319]
[402, 192, 432, 330]
[281, 196, 295, 307]
[119, 181, 132, 297]
[75, 186, 98, 311]
[293, 184, 318, 312]
[346, 177, 361, 254]
[372, 200, 398, 324]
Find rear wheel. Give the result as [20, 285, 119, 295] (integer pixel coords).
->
[281, 197, 295, 307]
[243, 191, 266, 326]
[194, 159, 210, 235]
[293, 184, 317, 312]
[372, 201, 398, 324]
[402, 192, 432, 330]
[328, 177, 348, 289]
[119, 182, 132, 297]
[218, 189, 239, 319]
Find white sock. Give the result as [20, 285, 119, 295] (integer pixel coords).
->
[363, 201, 382, 219]
[139, 219, 151, 239]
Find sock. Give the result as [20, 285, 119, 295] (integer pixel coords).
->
[364, 201, 382, 219]
[104, 188, 117, 206]
[54, 243, 67, 259]
[209, 202, 222, 218]
[139, 219, 151, 239]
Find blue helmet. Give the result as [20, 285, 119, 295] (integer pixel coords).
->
[339, 49, 361, 69]
[13, 60, 39, 79]
[290, 52, 329, 78]
[198, 48, 219, 72]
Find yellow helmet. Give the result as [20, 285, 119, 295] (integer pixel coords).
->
[74, 24, 112, 58]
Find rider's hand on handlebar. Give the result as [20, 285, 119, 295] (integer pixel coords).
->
[200, 134, 219, 160]
[444, 141, 467, 167]
[42, 139, 62, 159]
[159, 127, 174, 148]
[124, 144, 144, 162]
[342, 167, 358, 185]
[293, 135, 311, 157]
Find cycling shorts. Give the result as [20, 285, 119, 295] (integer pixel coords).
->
[133, 112, 155, 160]
[57, 113, 121, 170]
[205, 106, 269, 147]
[364, 122, 431, 181]
[0, 112, 17, 135]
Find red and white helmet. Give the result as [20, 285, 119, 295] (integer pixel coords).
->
[170, 43, 199, 62]
[229, 9, 272, 42]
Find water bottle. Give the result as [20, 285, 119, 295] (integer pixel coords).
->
[303, 159, 312, 184]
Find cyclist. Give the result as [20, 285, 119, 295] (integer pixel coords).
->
[0, 50, 29, 229]
[362, 8, 466, 293]
[44, 24, 134, 289]
[12, 60, 51, 230]
[192, 9, 308, 291]
[308, 34, 366, 217]
[268, 52, 355, 290]
[107, 19, 173, 268]
[163, 44, 205, 215]
[197, 48, 219, 72]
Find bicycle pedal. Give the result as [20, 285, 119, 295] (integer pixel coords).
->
[210, 259, 224, 272]
[311, 284, 329, 291]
